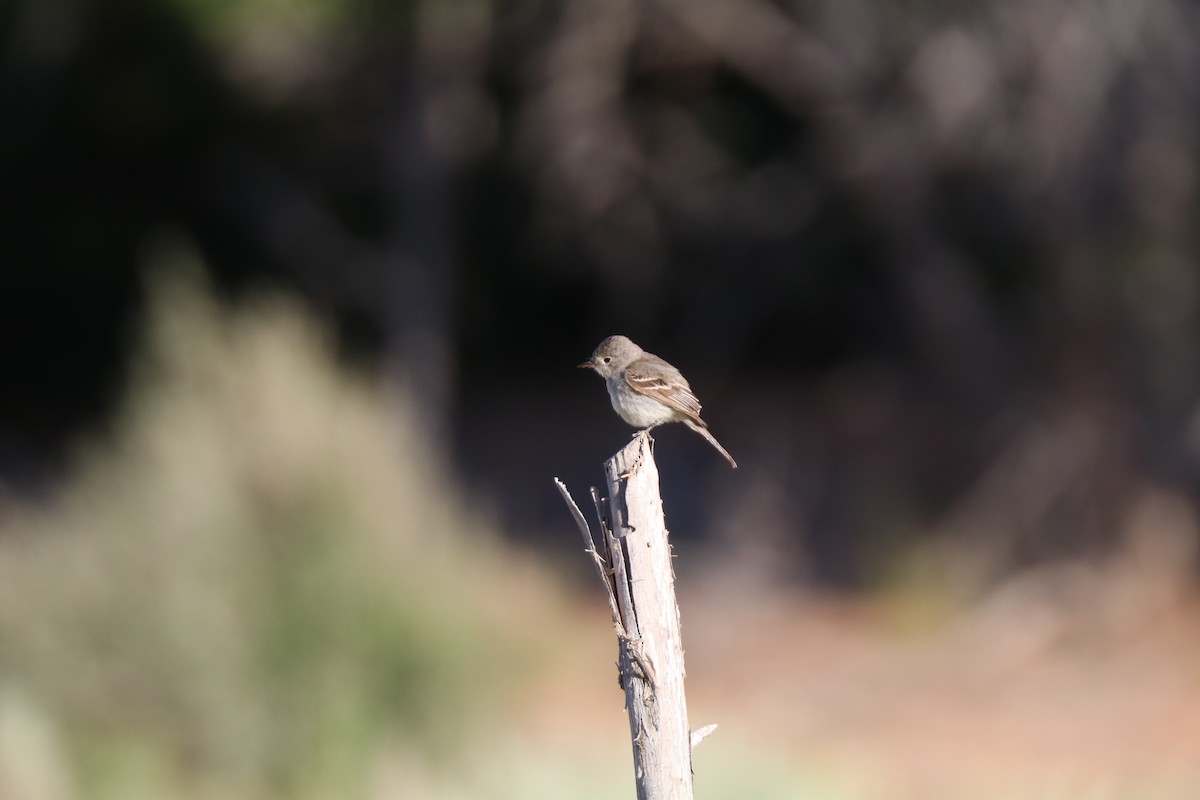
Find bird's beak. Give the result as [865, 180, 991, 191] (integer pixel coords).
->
[577, 361, 594, 370]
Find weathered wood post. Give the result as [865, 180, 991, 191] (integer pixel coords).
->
[555, 431, 715, 800]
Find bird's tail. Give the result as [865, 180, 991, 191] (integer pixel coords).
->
[684, 420, 738, 469]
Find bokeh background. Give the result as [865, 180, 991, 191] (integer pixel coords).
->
[3, 0, 1200, 797]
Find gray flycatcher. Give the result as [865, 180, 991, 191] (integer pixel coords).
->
[579, 335, 738, 468]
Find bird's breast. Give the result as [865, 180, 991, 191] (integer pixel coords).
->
[607, 378, 677, 428]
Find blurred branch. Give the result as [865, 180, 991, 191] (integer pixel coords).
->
[553, 477, 624, 633]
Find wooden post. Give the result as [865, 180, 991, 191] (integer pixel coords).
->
[555, 431, 714, 800]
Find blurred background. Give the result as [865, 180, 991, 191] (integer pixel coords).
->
[3, 0, 1200, 797]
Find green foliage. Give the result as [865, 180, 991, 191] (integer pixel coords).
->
[0, 268, 521, 798]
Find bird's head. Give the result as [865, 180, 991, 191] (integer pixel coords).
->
[578, 335, 641, 379]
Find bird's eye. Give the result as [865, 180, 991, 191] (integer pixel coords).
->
[602, 357, 611, 364]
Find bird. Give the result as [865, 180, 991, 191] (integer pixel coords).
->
[578, 335, 738, 468]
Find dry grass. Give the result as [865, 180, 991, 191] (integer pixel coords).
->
[517, 549, 1200, 800]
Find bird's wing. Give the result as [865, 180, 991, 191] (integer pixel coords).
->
[625, 358, 706, 425]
